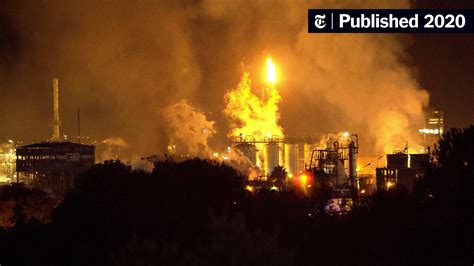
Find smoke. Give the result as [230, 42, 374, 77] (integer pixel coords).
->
[293, 21, 429, 153]
[162, 99, 216, 157]
[0, 0, 430, 157]
[102, 137, 128, 148]
[199, 0, 429, 154]
[100, 137, 129, 161]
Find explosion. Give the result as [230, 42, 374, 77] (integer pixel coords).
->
[224, 57, 283, 139]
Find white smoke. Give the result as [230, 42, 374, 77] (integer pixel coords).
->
[162, 99, 216, 157]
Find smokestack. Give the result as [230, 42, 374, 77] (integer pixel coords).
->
[51, 78, 61, 141]
[77, 108, 81, 143]
[348, 135, 359, 203]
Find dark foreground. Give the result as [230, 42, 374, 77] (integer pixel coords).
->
[0, 126, 473, 265]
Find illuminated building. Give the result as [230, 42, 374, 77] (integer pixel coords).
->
[16, 142, 95, 197]
[376, 152, 429, 192]
[0, 141, 17, 183]
[419, 110, 444, 148]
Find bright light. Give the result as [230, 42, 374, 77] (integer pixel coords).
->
[418, 128, 440, 135]
[300, 174, 308, 185]
[266, 57, 276, 86]
[270, 186, 278, 191]
[245, 185, 254, 192]
[386, 181, 394, 189]
[360, 189, 366, 194]
[343, 132, 350, 138]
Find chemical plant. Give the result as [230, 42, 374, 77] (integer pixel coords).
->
[12, 78, 95, 198]
[0, 58, 440, 203]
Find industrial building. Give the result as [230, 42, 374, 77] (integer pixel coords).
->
[14, 78, 96, 197]
[306, 134, 360, 199]
[234, 135, 323, 178]
[376, 152, 429, 192]
[16, 142, 95, 196]
[419, 110, 444, 148]
[236, 133, 362, 202]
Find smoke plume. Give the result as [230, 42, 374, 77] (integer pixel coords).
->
[162, 99, 216, 157]
[0, 0, 430, 157]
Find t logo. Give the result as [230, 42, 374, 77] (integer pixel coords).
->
[314, 14, 327, 29]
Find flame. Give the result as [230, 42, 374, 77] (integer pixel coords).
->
[224, 58, 284, 177]
[266, 56, 276, 86]
[224, 59, 283, 139]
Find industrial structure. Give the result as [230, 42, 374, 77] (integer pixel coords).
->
[0, 141, 18, 184]
[235, 133, 362, 204]
[233, 135, 323, 177]
[419, 110, 444, 148]
[376, 151, 429, 192]
[51, 78, 62, 141]
[14, 78, 96, 197]
[306, 134, 360, 199]
[16, 142, 95, 196]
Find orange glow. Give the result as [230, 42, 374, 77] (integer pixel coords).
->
[386, 181, 394, 189]
[245, 185, 254, 192]
[224, 72, 283, 139]
[224, 58, 284, 173]
[299, 174, 308, 185]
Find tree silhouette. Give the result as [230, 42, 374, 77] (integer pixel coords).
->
[270, 165, 287, 181]
[10, 202, 27, 226]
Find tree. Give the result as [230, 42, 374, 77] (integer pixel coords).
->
[270, 165, 287, 182]
[412, 125, 474, 264]
[9, 202, 27, 226]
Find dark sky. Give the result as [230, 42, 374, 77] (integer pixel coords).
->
[409, 0, 474, 129]
[0, 0, 472, 156]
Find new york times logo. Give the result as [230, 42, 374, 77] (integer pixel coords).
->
[314, 14, 326, 29]
[308, 9, 474, 33]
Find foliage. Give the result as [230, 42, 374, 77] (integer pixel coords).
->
[0, 125, 473, 264]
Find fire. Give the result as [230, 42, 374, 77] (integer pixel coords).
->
[224, 57, 284, 176]
[224, 58, 283, 139]
[266, 57, 276, 86]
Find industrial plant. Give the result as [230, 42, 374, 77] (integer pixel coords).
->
[12, 78, 95, 198]
[0, 57, 442, 203]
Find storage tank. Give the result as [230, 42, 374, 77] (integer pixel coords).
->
[235, 143, 257, 165]
[284, 144, 298, 175]
[265, 142, 279, 176]
[303, 143, 314, 169]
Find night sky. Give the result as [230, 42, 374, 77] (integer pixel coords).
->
[410, 0, 474, 129]
[0, 0, 472, 156]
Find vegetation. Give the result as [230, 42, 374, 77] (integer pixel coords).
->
[0, 126, 472, 265]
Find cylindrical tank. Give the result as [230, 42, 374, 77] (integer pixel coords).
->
[265, 142, 279, 176]
[303, 143, 314, 169]
[235, 143, 257, 165]
[349, 141, 358, 194]
[284, 144, 298, 175]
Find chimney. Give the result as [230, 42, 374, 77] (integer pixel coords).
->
[52, 78, 61, 141]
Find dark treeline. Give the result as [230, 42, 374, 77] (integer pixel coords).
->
[0, 126, 473, 265]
